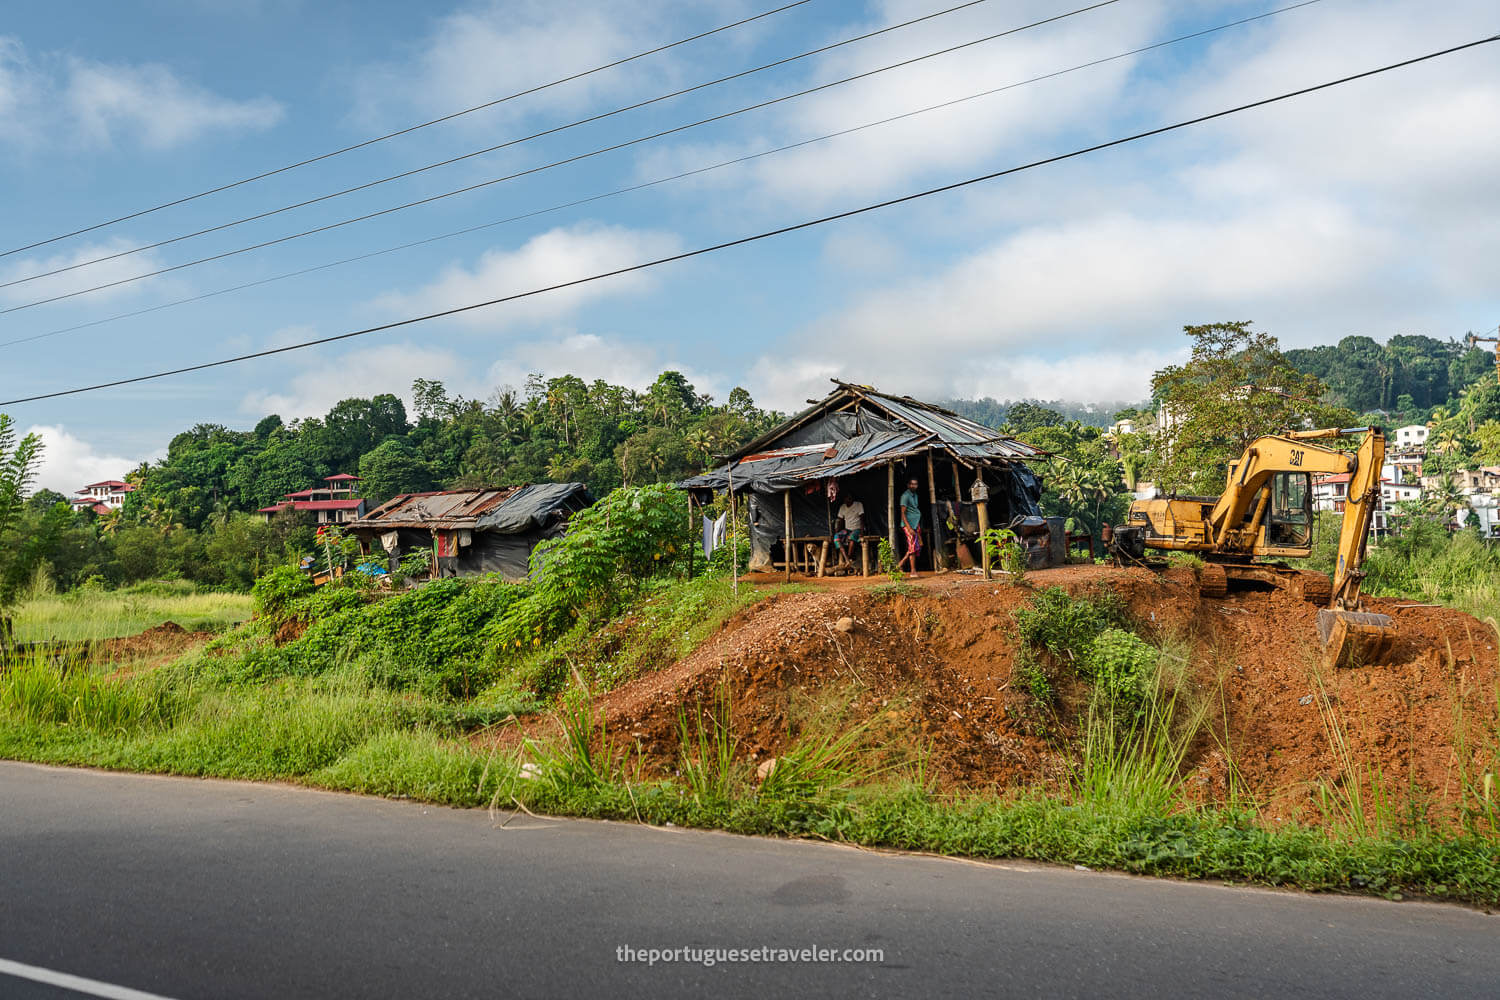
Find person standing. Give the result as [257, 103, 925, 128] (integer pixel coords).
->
[834, 493, 865, 572]
[896, 476, 923, 577]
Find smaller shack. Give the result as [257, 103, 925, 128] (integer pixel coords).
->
[347, 483, 592, 581]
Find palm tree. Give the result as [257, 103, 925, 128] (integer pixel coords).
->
[1423, 478, 1465, 525]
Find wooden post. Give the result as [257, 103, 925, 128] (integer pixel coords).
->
[927, 450, 946, 571]
[887, 461, 897, 565]
[816, 540, 828, 577]
[727, 464, 739, 599]
[974, 475, 992, 581]
[783, 489, 793, 582]
[861, 539, 871, 577]
[686, 493, 695, 579]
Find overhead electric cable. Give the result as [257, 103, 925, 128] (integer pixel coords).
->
[0, 0, 815, 260]
[0, 0, 1113, 294]
[5, 32, 1492, 407]
[0, 0, 1121, 316]
[0, 0, 1323, 351]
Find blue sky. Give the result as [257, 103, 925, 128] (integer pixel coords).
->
[2, 0, 1496, 491]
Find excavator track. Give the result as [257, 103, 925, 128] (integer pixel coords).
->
[1197, 563, 1228, 598]
[1291, 570, 1332, 606]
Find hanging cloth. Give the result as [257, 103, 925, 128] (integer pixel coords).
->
[702, 513, 729, 558]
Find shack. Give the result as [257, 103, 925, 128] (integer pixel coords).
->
[680, 381, 1057, 575]
[346, 483, 593, 581]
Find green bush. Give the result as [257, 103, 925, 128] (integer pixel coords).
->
[1083, 628, 1156, 706]
[251, 565, 313, 621]
[1012, 586, 1132, 662]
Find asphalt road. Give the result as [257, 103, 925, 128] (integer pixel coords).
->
[1, 762, 1495, 999]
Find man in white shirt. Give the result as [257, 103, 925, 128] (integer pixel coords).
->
[833, 495, 865, 572]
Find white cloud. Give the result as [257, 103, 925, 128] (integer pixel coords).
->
[744, 348, 1179, 415]
[376, 224, 683, 328]
[0, 238, 176, 306]
[635, 0, 1169, 209]
[349, 0, 743, 132]
[239, 343, 464, 420]
[24, 425, 149, 496]
[0, 35, 281, 151]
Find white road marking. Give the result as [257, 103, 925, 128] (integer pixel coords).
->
[0, 957, 180, 1000]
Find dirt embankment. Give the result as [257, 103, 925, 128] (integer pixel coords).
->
[538, 566, 1499, 820]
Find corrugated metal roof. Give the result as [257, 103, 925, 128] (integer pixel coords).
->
[681, 430, 934, 491]
[351, 487, 526, 530]
[348, 483, 593, 533]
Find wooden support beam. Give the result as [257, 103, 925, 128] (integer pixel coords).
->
[887, 462, 897, 564]
[927, 450, 946, 571]
[783, 489, 793, 583]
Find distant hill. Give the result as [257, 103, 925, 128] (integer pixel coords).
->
[939, 397, 1145, 430]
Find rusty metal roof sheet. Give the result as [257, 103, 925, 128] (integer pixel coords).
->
[349, 483, 594, 533]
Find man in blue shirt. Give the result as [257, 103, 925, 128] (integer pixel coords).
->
[896, 476, 923, 577]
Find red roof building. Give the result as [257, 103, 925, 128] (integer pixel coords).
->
[257, 474, 367, 525]
[71, 479, 135, 512]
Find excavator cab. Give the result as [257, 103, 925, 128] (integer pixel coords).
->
[1263, 472, 1312, 550]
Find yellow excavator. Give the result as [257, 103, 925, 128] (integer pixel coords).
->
[1108, 427, 1395, 668]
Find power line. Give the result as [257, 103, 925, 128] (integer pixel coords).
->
[0, 0, 1325, 351]
[6, 33, 1492, 407]
[0, 0, 1110, 294]
[0, 0, 815, 261]
[0, 0, 1120, 316]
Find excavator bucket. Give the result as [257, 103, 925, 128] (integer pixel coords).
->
[1317, 609, 1395, 669]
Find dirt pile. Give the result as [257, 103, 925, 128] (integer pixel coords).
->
[565, 566, 1499, 819]
[100, 622, 214, 673]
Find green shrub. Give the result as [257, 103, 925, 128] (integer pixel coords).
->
[1012, 586, 1132, 662]
[1083, 628, 1156, 706]
[251, 565, 313, 621]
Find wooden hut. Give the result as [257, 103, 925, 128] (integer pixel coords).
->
[680, 381, 1058, 576]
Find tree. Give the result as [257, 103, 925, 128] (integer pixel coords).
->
[358, 439, 432, 504]
[1151, 322, 1355, 493]
[1002, 402, 1066, 434]
[0, 414, 43, 541]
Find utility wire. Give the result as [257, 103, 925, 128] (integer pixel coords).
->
[0, 0, 1120, 316]
[6, 33, 1493, 407]
[0, 0, 1324, 351]
[0, 0, 815, 261]
[0, 0, 1111, 294]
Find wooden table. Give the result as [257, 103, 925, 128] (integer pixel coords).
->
[779, 535, 880, 576]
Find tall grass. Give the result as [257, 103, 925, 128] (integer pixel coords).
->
[0, 652, 182, 732]
[10, 582, 252, 642]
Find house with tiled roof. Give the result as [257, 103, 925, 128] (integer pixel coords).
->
[69, 479, 135, 515]
[257, 474, 367, 525]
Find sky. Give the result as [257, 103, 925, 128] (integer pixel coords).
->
[1, 0, 1496, 492]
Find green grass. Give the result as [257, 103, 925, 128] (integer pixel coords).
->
[9, 581, 253, 642]
[5, 572, 1500, 906]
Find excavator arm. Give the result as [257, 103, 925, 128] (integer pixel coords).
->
[1206, 435, 1357, 553]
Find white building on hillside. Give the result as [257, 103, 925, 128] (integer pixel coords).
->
[1393, 424, 1429, 451]
[69, 479, 134, 515]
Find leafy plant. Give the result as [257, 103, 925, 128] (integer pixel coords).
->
[250, 564, 314, 622]
[982, 526, 1027, 584]
[876, 538, 901, 582]
[1083, 628, 1156, 707]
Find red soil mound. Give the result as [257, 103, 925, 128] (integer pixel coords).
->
[530, 566, 1498, 821]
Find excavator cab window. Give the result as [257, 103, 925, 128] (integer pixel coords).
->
[1266, 471, 1311, 547]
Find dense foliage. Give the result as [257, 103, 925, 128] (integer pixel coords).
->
[1151, 323, 1358, 492]
[1286, 333, 1494, 419]
[1, 372, 776, 597]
